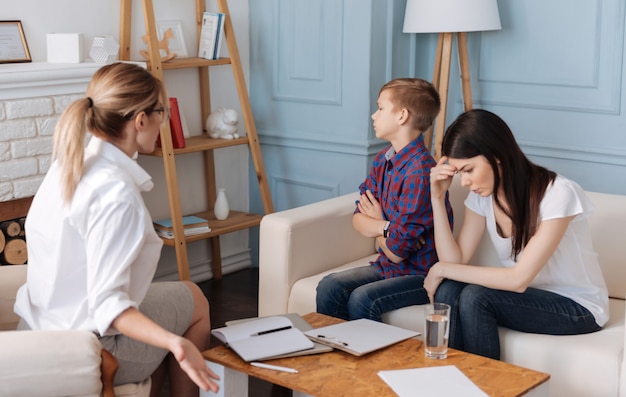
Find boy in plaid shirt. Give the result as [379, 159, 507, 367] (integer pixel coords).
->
[316, 78, 453, 321]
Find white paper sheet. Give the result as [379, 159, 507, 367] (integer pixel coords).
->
[378, 365, 488, 397]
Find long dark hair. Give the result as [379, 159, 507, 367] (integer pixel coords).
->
[442, 109, 556, 259]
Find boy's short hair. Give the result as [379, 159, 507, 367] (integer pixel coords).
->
[379, 78, 440, 132]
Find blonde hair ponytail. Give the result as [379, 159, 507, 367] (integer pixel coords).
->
[52, 98, 91, 203]
[52, 63, 166, 204]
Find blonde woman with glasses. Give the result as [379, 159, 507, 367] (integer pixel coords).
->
[14, 62, 220, 396]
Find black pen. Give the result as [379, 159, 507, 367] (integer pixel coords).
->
[251, 325, 292, 336]
[317, 334, 349, 346]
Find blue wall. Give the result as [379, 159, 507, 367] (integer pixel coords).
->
[247, 0, 626, 264]
[468, 0, 626, 196]
[248, 0, 408, 213]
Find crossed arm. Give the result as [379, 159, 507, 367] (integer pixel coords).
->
[353, 190, 426, 264]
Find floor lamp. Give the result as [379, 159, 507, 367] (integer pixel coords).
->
[403, 0, 501, 159]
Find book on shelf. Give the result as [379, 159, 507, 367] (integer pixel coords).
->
[153, 215, 210, 239]
[168, 97, 186, 148]
[198, 12, 225, 60]
[212, 12, 225, 59]
[177, 98, 191, 138]
[155, 97, 186, 149]
[155, 226, 210, 239]
[211, 315, 315, 362]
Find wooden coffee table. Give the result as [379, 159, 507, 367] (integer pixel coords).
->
[203, 312, 549, 397]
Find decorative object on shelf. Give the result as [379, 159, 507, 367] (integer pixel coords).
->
[47, 33, 83, 63]
[206, 107, 239, 139]
[0, 20, 31, 64]
[403, 0, 501, 159]
[157, 20, 188, 57]
[214, 188, 230, 220]
[89, 36, 120, 64]
[139, 27, 179, 62]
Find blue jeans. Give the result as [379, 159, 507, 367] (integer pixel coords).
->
[435, 279, 602, 360]
[315, 266, 428, 321]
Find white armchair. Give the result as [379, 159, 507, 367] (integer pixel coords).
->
[0, 265, 150, 397]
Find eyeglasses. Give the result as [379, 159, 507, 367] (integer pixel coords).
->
[152, 106, 170, 125]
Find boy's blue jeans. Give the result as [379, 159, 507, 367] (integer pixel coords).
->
[315, 265, 428, 321]
[435, 279, 602, 360]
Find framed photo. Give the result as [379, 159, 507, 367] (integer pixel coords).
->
[0, 21, 31, 63]
[156, 20, 188, 58]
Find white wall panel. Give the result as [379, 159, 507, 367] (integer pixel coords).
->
[475, 0, 623, 114]
[251, 0, 373, 141]
[274, 0, 343, 105]
[271, 175, 340, 212]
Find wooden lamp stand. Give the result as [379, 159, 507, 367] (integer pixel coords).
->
[426, 32, 473, 160]
[402, 0, 501, 159]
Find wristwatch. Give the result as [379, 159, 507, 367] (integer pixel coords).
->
[383, 221, 391, 238]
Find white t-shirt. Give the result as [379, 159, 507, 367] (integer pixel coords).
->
[464, 175, 609, 326]
[14, 137, 163, 336]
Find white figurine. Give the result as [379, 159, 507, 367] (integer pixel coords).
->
[206, 107, 240, 139]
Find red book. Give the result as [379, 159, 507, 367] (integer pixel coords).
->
[168, 97, 186, 149]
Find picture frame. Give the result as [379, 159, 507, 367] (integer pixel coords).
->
[156, 20, 188, 58]
[0, 20, 31, 64]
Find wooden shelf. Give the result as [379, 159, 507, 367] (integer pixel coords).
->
[147, 136, 249, 156]
[147, 57, 231, 71]
[160, 211, 263, 246]
[120, 0, 273, 280]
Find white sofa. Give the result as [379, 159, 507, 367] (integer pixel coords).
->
[0, 264, 150, 397]
[259, 178, 626, 397]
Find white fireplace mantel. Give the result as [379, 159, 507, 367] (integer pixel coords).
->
[0, 62, 102, 100]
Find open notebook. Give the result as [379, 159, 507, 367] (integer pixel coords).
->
[226, 313, 333, 359]
[211, 315, 314, 362]
[304, 318, 419, 356]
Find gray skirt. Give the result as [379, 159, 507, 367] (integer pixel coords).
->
[98, 281, 194, 385]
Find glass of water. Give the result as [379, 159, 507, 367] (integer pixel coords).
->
[424, 303, 450, 359]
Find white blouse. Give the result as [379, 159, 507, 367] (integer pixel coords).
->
[15, 137, 163, 336]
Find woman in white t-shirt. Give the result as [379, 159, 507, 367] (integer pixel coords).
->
[427, 109, 608, 360]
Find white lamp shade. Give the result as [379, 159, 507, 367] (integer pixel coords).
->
[403, 0, 501, 33]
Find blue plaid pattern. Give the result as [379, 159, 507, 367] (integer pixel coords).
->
[356, 135, 453, 278]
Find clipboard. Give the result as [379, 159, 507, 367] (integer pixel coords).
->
[304, 318, 419, 356]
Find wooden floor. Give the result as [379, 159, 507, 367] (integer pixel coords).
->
[198, 267, 292, 397]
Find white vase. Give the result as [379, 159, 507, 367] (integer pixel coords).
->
[214, 188, 230, 220]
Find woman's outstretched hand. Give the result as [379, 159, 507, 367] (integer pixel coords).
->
[171, 337, 221, 393]
[430, 156, 457, 201]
